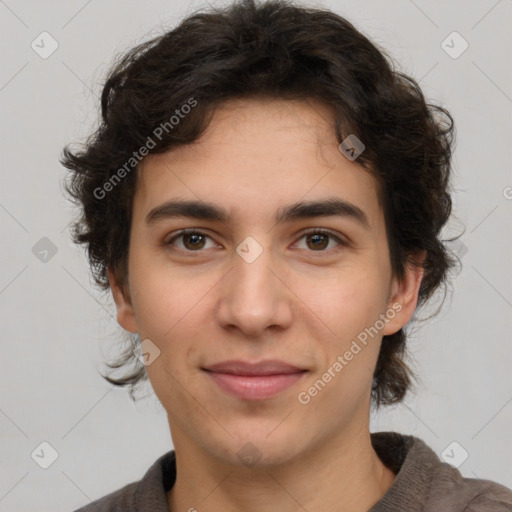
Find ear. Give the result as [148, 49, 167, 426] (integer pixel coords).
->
[107, 266, 138, 333]
[381, 250, 426, 336]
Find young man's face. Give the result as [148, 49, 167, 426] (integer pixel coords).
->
[110, 97, 422, 468]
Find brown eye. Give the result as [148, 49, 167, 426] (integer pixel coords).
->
[182, 233, 206, 250]
[305, 232, 329, 250]
[164, 230, 215, 251]
[295, 229, 346, 253]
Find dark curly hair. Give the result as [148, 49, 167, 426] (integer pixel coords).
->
[61, 0, 457, 406]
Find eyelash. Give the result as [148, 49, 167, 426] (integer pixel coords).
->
[163, 228, 348, 256]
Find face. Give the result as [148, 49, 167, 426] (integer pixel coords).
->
[109, 97, 423, 468]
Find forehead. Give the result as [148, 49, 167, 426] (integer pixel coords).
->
[134, 97, 382, 230]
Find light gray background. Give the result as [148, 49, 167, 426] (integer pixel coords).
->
[1, 0, 511, 510]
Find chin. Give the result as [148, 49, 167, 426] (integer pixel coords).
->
[216, 426, 303, 469]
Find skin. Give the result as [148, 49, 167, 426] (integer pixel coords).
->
[109, 97, 425, 512]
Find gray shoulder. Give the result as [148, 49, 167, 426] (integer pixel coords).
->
[73, 481, 138, 512]
[462, 479, 512, 512]
[425, 459, 512, 512]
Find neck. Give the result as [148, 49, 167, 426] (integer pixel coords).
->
[166, 421, 395, 512]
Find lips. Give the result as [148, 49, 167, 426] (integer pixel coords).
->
[203, 359, 306, 376]
[202, 360, 308, 400]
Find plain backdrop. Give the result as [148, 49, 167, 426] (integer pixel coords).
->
[1, 0, 511, 510]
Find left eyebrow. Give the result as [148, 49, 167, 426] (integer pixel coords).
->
[275, 198, 370, 230]
[145, 197, 371, 230]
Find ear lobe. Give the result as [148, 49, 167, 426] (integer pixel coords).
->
[381, 250, 426, 337]
[107, 266, 138, 333]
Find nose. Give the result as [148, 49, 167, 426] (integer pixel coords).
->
[215, 237, 293, 338]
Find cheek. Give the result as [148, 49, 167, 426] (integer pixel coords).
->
[296, 264, 388, 337]
[129, 263, 212, 372]
[128, 244, 199, 335]
[303, 274, 386, 406]
[134, 273, 206, 404]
